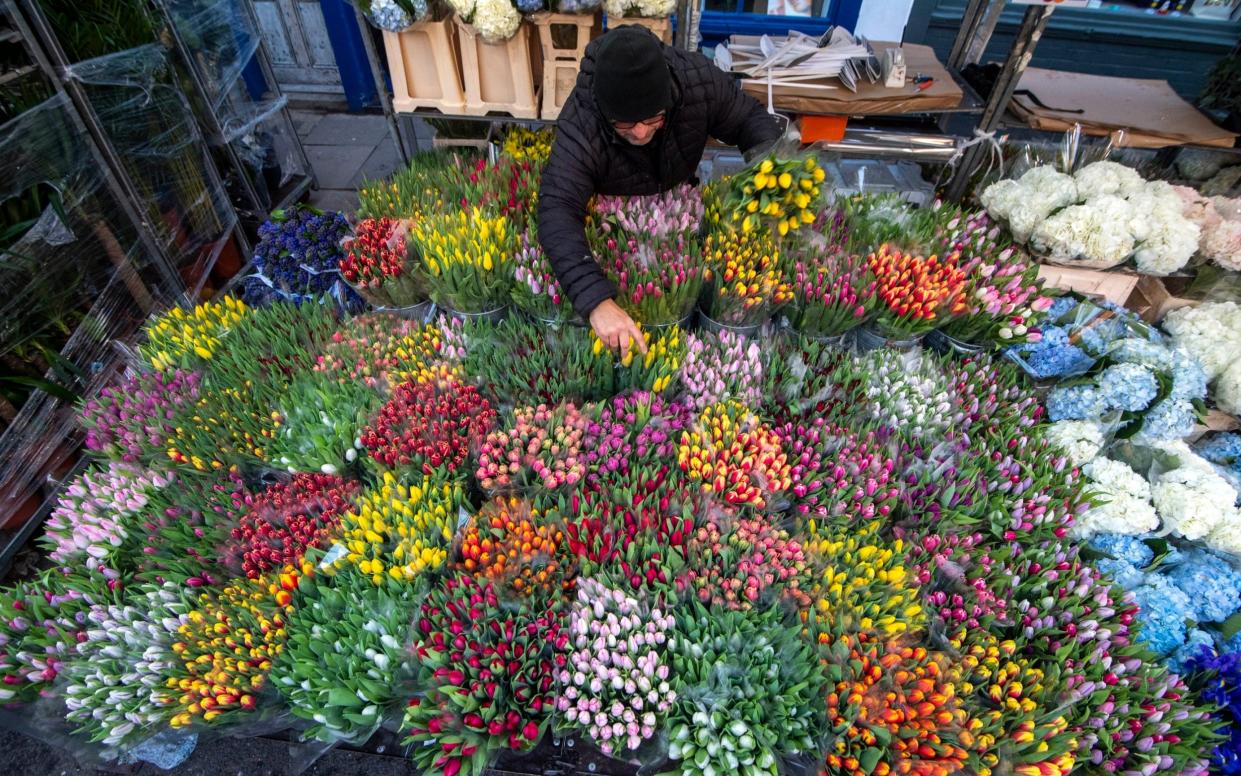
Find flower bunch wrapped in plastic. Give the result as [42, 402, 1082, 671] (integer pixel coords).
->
[1163, 301, 1241, 381]
[1072, 457, 1158, 538]
[679, 329, 762, 411]
[79, 369, 201, 464]
[271, 570, 420, 743]
[724, 154, 825, 237]
[594, 184, 703, 241]
[593, 227, 703, 326]
[866, 244, 967, 337]
[784, 420, 901, 522]
[664, 602, 827, 776]
[501, 126, 553, 164]
[360, 377, 497, 475]
[1127, 180, 1201, 276]
[1032, 195, 1140, 269]
[329, 472, 464, 586]
[447, 0, 520, 42]
[511, 228, 572, 323]
[700, 226, 790, 326]
[603, 0, 675, 17]
[1218, 358, 1241, 416]
[269, 369, 382, 475]
[678, 401, 791, 509]
[580, 390, 692, 482]
[556, 578, 676, 756]
[166, 566, 306, 728]
[339, 216, 426, 308]
[125, 470, 244, 589]
[0, 572, 100, 704]
[1150, 445, 1240, 542]
[62, 584, 188, 756]
[758, 335, 848, 425]
[475, 403, 587, 492]
[454, 497, 573, 601]
[784, 250, 876, 338]
[1194, 194, 1241, 272]
[462, 317, 614, 404]
[676, 513, 812, 609]
[140, 297, 249, 372]
[403, 572, 568, 774]
[228, 473, 361, 579]
[360, 0, 428, 31]
[980, 165, 1079, 243]
[605, 323, 685, 395]
[1044, 419, 1105, 467]
[410, 207, 516, 313]
[245, 207, 357, 307]
[42, 462, 174, 573]
[317, 314, 447, 385]
[856, 349, 954, 438]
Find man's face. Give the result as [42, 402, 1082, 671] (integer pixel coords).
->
[612, 112, 666, 146]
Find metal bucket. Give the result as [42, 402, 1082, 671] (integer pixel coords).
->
[373, 299, 436, 323]
[853, 325, 924, 352]
[444, 305, 509, 325]
[697, 307, 765, 338]
[925, 329, 985, 355]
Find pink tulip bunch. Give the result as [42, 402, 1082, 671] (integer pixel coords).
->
[679, 330, 763, 411]
[677, 514, 811, 610]
[476, 403, 587, 492]
[80, 369, 201, 463]
[784, 419, 901, 525]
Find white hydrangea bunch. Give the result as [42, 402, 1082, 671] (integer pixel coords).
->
[1163, 302, 1241, 380]
[450, 0, 520, 42]
[1151, 443, 1240, 541]
[1200, 196, 1241, 272]
[1074, 160, 1146, 200]
[1206, 514, 1241, 558]
[1030, 195, 1135, 269]
[1045, 419, 1105, 467]
[1125, 181, 1200, 276]
[1073, 457, 1158, 538]
[980, 166, 1079, 244]
[1217, 359, 1241, 416]
[605, 0, 676, 17]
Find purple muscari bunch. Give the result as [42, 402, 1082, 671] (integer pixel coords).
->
[1165, 548, 1241, 624]
[1187, 648, 1241, 775]
[1047, 383, 1107, 422]
[594, 184, 703, 241]
[1098, 362, 1160, 412]
[245, 207, 362, 308]
[678, 330, 762, 412]
[41, 463, 174, 574]
[557, 578, 676, 756]
[79, 369, 200, 463]
[582, 392, 691, 482]
[784, 419, 901, 522]
[1088, 533, 1154, 589]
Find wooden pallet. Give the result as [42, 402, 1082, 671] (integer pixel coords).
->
[382, 19, 466, 114]
[456, 18, 541, 120]
[531, 12, 601, 120]
[606, 15, 672, 44]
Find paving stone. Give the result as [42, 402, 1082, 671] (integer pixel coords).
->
[289, 109, 325, 138]
[303, 113, 390, 147]
[304, 144, 372, 190]
[351, 139, 403, 187]
[307, 188, 360, 214]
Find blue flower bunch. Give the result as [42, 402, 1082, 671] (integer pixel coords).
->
[515, 0, 544, 10]
[1090, 533, 1153, 588]
[1170, 628, 1217, 675]
[1133, 398, 1198, 444]
[244, 207, 362, 310]
[1166, 548, 1241, 624]
[1098, 362, 1159, 411]
[1131, 574, 1195, 656]
[1003, 324, 1095, 379]
[1186, 648, 1241, 775]
[1047, 383, 1107, 422]
[1201, 433, 1241, 473]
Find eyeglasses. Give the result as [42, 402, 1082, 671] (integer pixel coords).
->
[612, 112, 666, 131]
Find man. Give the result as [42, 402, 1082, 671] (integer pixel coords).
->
[537, 25, 782, 354]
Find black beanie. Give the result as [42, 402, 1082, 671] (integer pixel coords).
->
[592, 26, 672, 123]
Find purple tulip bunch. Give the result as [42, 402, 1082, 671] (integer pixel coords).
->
[80, 370, 201, 463]
[581, 392, 692, 483]
[785, 419, 902, 525]
[678, 330, 763, 411]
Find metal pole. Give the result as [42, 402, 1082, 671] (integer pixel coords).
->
[946, 0, 990, 71]
[351, 3, 412, 165]
[959, 0, 1007, 68]
[945, 4, 1053, 202]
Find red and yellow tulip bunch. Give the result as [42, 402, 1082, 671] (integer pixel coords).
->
[867, 244, 968, 337]
[677, 401, 791, 509]
[314, 314, 454, 390]
[701, 227, 791, 327]
[166, 565, 307, 728]
[455, 497, 574, 601]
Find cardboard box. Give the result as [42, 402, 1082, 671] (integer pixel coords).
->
[1125, 275, 1201, 324]
[1037, 264, 1140, 306]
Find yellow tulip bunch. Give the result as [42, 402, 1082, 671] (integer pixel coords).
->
[592, 323, 685, 395]
[410, 207, 516, 313]
[329, 472, 465, 586]
[141, 296, 248, 372]
[702, 226, 792, 326]
[502, 126, 554, 164]
[728, 155, 826, 237]
[677, 400, 790, 508]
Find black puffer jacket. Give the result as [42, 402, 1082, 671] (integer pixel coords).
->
[537, 28, 781, 319]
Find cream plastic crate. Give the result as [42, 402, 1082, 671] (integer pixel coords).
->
[381, 18, 466, 113]
[531, 12, 601, 119]
[456, 18, 541, 120]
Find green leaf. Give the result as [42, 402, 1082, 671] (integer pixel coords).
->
[327, 687, 362, 707]
[859, 747, 882, 774]
[1221, 611, 1241, 642]
[0, 375, 77, 402]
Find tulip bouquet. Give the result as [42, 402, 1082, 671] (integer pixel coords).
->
[501, 126, 553, 164]
[328, 472, 464, 586]
[453, 157, 540, 221]
[558, 480, 696, 592]
[803, 524, 925, 645]
[246, 207, 359, 307]
[463, 318, 614, 405]
[676, 514, 812, 610]
[700, 226, 791, 327]
[866, 244, 968, 338]
[79, 369, 201, 464]
[454, 497, 574, 602]
[0, 572, 101, 704]
[270, 370, 380, 475]
[594, 184, 703, 242]
[123, 469, 245, 589]
[679, 329, 762, 411]
[403, 572, 568, 774]
[782, 420, 901, 522]
[139, 296, 249, 373]
[758, 336, 850, 425]
[783, 250, 877, 338]
[475, 403, 587, 493]
[339, 216, 427, 308]
[724, 154, 826, 237]
[664, 602, 827, 776]
[853, 348, 955, 439]
[556, 578, 677, 757]
[512, 227, 573, 324]
[607, 324, 686, 396]
[360, 377, 497, 476]
[271, 570, 420, 744]
[678, 401, 791, 509]
[901, 530, 1008, 649]
[592, 229, 704, 326]
[166, 565, 306, 728]
[62, 584, 189, 755]
[580, 390, 692, 483]
[358, 150, 468, 220]
[42, 462, 175, 576]
[410, 208, 516, 313]
[228, 473, 361, 580]
[314, 314, 452, 389]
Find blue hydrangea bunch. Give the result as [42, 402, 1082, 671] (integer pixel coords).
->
[1186, 648, 1241, 774]
[1133, 398, 1198, 444]
[244, 207, 362, 310]
[1172, 354, 1210, 400]
[1047, 383, 1107, 421]
[1131, 575, 1195, 656]
[1044, 296, 1078, 320]
[1003, 324, 1095, 379]
[1168, 628, 1215, 675]
[1089, 533, 1153, 588]
[1109, 338, 1174, 369]
[1166, 548, 1241, 624]
[1201, 433, 1241, 473]
[1098, 362, 1159, 411]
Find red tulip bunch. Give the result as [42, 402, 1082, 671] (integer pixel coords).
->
[229, 473, 361, 579]
[360, 378, 497, 476]
[676, 514, 812, 610]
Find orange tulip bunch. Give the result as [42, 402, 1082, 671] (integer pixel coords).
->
[866, 244, 968, 337]
[455, 497, 573, 601]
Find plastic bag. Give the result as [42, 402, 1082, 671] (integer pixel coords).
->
[353, 0, 431, 32]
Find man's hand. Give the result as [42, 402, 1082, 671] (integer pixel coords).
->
[589, 299, 648, 355]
